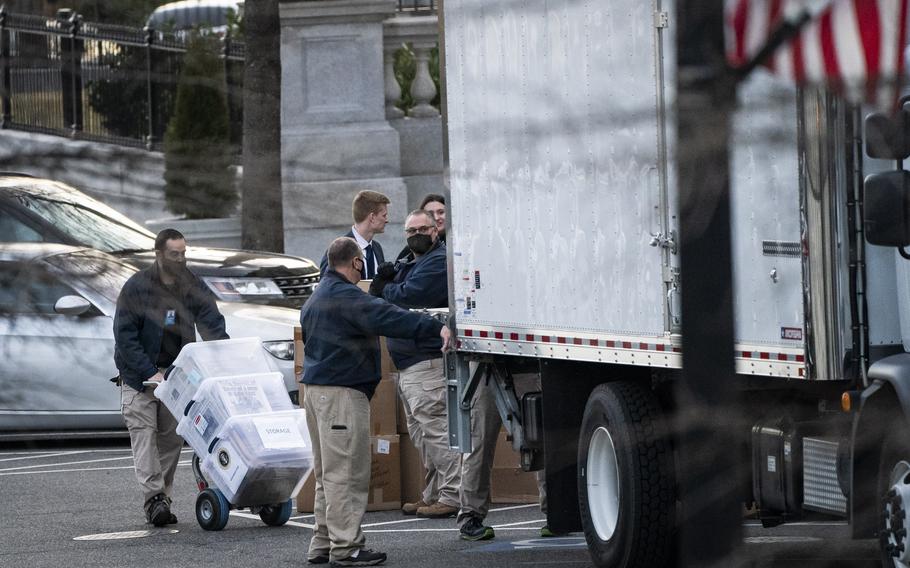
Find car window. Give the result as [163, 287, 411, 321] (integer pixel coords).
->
[0, 261, 78, 315]
[0, 211, 45, 243]
[13, 195, 155, 253]
[43, 249, 135, 306]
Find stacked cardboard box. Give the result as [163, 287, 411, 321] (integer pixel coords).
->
[491, 429, 540, 504]
[294, 322, 403, 513]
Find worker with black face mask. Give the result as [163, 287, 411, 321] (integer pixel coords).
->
[369, 210, 461, 520]
[113, 228, 229, 527]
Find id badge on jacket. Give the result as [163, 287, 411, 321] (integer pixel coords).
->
[164, 309, 176, 326]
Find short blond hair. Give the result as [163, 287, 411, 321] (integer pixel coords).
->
[352, 190, 391, 223]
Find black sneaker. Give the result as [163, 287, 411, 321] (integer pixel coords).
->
[144, 494, 171, 527]
[307, 553, 329, 564]
[165, 512, 178, 525]
[331, 549, 387, 566]
[459, 516, 495, 541]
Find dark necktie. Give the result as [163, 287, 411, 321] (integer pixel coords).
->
[364, 244, 375, 279]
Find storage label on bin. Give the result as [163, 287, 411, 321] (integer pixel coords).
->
[254, 417, 305, 449]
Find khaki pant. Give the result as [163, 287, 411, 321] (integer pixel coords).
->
[398, 358, 462, 508]
[457, 371, 501, 526]
[121, 383, 184, 504]
[304, 385, 371, 563]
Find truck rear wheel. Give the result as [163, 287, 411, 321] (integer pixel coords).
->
[880, 429, 910, 568]
[578, 381, 675, 568]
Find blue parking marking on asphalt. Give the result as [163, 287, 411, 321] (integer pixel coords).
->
[466, 536, 587, 552]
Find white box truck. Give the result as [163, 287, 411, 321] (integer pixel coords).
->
[440, 1, 910, 566]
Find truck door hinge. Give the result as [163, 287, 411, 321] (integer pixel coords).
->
[649, 230, 677, 254]
[654, 11, 669, 29]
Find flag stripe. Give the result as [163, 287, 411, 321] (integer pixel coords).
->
[725, 0, 909, 108]
[853, 0, 880, 100]
[819, 11, 842, 87]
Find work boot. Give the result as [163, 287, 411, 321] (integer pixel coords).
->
[144, 493, 172, 527]
[331, 549, 387, 566]
[459, 515, 494, 541]
[401, 499, 430, 516]
[416, 502, 458, 518]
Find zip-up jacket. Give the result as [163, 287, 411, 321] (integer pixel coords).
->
[300, 270, 444, 399]
[114, 264, 228, 392]
[383, 241, 447, 370]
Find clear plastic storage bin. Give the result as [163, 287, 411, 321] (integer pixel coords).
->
[155, 337, 275, 418]
[176, 372, 293, 454]
[201, 409, 313, 506]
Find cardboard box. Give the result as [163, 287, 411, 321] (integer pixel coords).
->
[399, 432, 428, 505]
[296, 434, 401, 513]
[491, 467, 540, 504]
[297, 378, 397, 436]
[493, 429, 520, 469]
[370, 377, 398, 435]
[387, 372, 412, 435]
[294, 326, 303, 381]
[490, 428, 540, 504]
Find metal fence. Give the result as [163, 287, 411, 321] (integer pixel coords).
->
[0, 8, 244, 151]
[396, 0, 437, 13]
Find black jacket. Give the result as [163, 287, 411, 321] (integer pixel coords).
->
[299, 270, 443, 399]
[113, 264, 228, 392]
[383, 241, 447, 370]
[319, 229, 385, 277]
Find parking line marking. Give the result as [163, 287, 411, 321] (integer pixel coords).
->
[489, 504, 538, 513]
[364, 527, 544, 533]
[492, 519, 546, 528]
[229, 511, 314, 529]
[0, 451, 88, 463]
[0, 465, 138, 476]
[362, 517, 429, 527]
[0, 455, 134, 472]
[290, 515, 315, 520]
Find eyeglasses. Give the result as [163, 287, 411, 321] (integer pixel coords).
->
[404, 225, 435, 236]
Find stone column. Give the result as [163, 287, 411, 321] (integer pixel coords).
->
[383, 15, 444, 211]
[280, 0, 408, 261]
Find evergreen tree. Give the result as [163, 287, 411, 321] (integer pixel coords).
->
[164, 32, 236, 219]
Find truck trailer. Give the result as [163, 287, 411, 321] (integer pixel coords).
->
[440, 1, 910, 567]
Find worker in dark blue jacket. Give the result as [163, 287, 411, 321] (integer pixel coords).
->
[113, 228, 228, 527]
[369, 209, 461, 520]
[300, 236, 450, 567]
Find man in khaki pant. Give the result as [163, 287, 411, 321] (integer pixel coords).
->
[370, 209, 461, 518]
[114, 229, 228, 525]
[300, 237, 451, 567]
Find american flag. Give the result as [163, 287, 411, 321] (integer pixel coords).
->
[725, 0, 909, 108]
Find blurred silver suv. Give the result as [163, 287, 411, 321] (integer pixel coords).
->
[0, 174, 319, 308]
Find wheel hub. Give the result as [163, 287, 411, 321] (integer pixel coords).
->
[884, 461, 910, 568]
[200, 499, 214, 522]
[587, 426, 621, 541]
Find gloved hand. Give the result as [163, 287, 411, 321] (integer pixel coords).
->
[376, 261, 396, 280]
[369, 273, 392, 297]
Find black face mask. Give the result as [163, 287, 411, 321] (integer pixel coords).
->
[159, 258, 187, 279]
[407, 234, 433, 255]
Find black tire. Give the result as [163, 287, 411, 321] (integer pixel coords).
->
[259, 499, 293, 527]
[196, 488, 230, 531]
[878, 428, 910, 567]
[578, 381, 675, 568]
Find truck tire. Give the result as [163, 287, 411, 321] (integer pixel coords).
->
[578, 381, 675, 568]
[879, 429, 910, 568]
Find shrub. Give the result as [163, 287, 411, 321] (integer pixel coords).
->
[163, 32, 236, 219]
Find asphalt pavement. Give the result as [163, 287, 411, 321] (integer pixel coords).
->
[0, 439, 881, 568]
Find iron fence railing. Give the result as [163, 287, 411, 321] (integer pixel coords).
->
[0, 8, 244, 152]
[396, 0, 437, 14]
